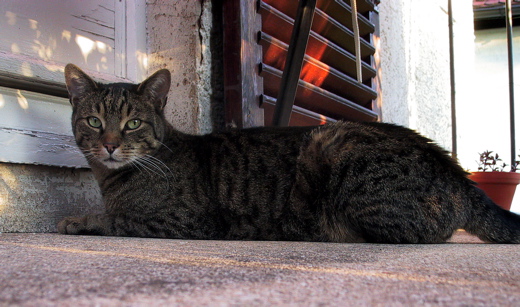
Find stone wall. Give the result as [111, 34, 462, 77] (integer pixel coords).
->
[0, 163, 103, 233]
[146, 0, 214, 134]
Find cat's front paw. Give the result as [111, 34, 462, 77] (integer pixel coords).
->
[57, 216, 87, 235]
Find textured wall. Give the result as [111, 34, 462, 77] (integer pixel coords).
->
[146, 0, 213, 134]
[0, 163, 103, 233]
[379, 0, 452, 151]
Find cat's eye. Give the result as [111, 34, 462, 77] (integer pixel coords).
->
[87, 117, 102, 128]
[126, 119, 141, 130]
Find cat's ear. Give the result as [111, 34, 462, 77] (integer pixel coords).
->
[137, 69, 171, 110]
[64, 64, 98, 105]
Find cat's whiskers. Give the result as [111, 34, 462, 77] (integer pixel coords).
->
[129, 154, 174, 182]
[142, 154, 174, 177]
[158, 141, 174, 153]
[81, 149, 97, 164]
[129, 159, 150, 176]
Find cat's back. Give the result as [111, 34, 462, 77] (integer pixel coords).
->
[308, 121, 457, 161]
[201, 125, 316, 184]
[174, 125, 314, 164]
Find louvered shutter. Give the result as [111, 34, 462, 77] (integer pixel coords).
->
[222, 0, 379, 128]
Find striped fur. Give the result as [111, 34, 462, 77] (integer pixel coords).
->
[58, 64, 520, 243]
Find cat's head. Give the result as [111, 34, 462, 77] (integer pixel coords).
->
[64, 64, 171, 169]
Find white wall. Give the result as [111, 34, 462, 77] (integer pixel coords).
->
[379, 0, 453, 151]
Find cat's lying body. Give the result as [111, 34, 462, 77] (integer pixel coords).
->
[59, 64, 520, 243]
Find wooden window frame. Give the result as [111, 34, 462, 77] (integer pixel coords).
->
[222, 0, 265, 128]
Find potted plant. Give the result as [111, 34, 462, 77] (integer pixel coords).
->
[469, 151, 520, 210]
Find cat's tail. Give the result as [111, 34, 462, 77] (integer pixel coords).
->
[464, 185, 520, 243]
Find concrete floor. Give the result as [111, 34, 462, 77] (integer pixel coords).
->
[0, 231, 518, 306]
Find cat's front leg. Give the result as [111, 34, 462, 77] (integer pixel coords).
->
[58, 214, 111, 236]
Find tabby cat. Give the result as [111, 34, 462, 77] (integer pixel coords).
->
[58, 64, 520, 243]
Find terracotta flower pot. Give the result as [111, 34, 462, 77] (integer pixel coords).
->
[469, 172, 520, 210]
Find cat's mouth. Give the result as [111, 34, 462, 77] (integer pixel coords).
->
[102, 156, 127, 169]
[90, 146, 141, 169]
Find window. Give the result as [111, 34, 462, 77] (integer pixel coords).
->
[0, 0, 146, 167]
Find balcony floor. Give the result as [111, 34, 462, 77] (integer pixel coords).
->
[0, 231, 518, 306]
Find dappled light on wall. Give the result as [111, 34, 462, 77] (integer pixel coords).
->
[29, 18, 57, 61]
[75, 35, 95, 64]
[16, 90, 28, 110]
[5, 11, 16, 26]
[20, 62, 33, 78]
[0, 164, 19, 214]
[136, 51, 148, 71]
[74, 34, 112, 68]
[10, 43, 20, 54]
[373, 33, 382, 117]
[0, 1, 148, 80]
[61, 30, 72, 43]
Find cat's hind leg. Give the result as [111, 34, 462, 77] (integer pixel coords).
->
[303, 123, 462, 243]
[290, 123, 366, 242]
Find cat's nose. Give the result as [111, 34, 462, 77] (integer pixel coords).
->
[104, 143, 119, 154]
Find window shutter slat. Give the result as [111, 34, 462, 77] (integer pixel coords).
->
[261, 95, 337, 126]
[261, 64, 378, 122]
[344, 0, 375, 15]
[260, 32, 376, 85]
[316, 0, 375, 37]
[263, 0, 375, 38]
[259, 2, 375, 62]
